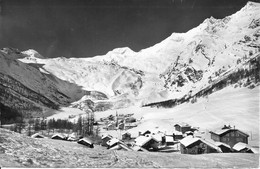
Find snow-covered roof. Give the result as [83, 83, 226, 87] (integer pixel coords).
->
[122, 132, 131, 136]
[51, 133, 65, 139]
[185, 131, 193, 134]
[78, 138, 93, 145]
[101, 134, 113, 140]
[165, 136, 174, 142]
[173, 131, 183, 135]
[200, 139, 222, 153]
[210, 129, 230, 135]
[135, 136, 157, 146]
[174, 122, 191, 127]
[233, 142, 249, 150]
[179, 136, 200, 147]
[152, 134, 162, 142]
[232, 142, 258, 153]
[215, 142, 231, 149]
[140, 130, 151, 135]
[67, 136, 77, 141]
[179, 136, 222, 152]
[31, 133, 44, 138]
[107, 138, 120, 146]
[210, 129, 249, 137]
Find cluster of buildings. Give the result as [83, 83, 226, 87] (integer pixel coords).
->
[31, 132, 94, 148]
[101, 113, 138, 131]
[100, 123, 258, 154]
[30, 116, 258, 155]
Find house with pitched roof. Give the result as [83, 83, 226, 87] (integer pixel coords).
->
[233, 142, 258, 153]
[174, 122, 191, 134]
[215, 141, 232, 153]
[134, 136, 160, 151]
[179, 136, 222, 154]
[77, 137, 94, 148]
[101, 134, 113, 146]
[106, 138, 132, 151]
[31, 133, 44, 138]
[51, 133, 66, 140]
[210, 126, 249, 147]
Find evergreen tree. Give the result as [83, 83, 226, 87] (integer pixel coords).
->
[34, 118, 40, 132]
[77, 116, 83, 135]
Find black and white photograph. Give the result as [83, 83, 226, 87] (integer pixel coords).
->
[0, 0, 259, 168]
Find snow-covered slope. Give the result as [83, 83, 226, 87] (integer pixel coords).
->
[93, 85, 259, 146]
[18, 2, 260, 108]
[1, 2, 259, 117]
[0, 48, 86, 116]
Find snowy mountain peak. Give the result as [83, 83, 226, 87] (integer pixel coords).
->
[22, 49, 45, 59]
[108, 47, 135, 55]
[243, 1, 260, 10]
[1, 2, 259, 116]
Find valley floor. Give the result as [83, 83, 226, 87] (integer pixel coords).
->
[0, 128, 259, 168]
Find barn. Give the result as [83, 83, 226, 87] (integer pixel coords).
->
[51, 133, 66, 140]
[179, 136, 222, 154]
[77, 137, 94, 148]
[210, 126, 249, 147]
[31, 133, 44, 139]
[233, 142, 258, 153]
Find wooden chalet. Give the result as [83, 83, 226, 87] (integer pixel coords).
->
[134, 136, 160, 151]
[179, 136, 222, 154]
[77, 137, 94, 148]
[174, 123, 191, 134]
[210, 126, 249, 147]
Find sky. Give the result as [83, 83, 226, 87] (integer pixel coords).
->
[0, 0, 259, 58]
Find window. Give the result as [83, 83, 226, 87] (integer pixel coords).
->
[231, 132, 234, 136]
[236, 133, 239, 137]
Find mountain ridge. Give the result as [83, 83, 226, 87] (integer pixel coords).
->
[0, 1, 259, 120]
